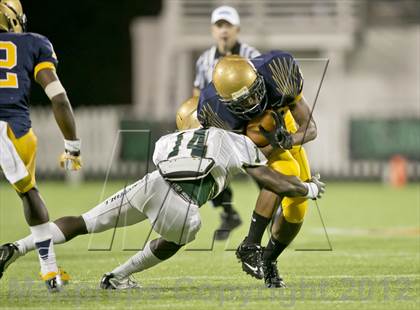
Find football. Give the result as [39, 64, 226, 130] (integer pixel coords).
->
[246, 110, 277, 147]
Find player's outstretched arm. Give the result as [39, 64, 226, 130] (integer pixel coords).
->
[36, 69, 81, 171]
[245, 165, 324, 199]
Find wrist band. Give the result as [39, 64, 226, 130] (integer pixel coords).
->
[64, 139, 81, 153]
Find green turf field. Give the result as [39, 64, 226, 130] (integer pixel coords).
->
[0, 180, 419, 309]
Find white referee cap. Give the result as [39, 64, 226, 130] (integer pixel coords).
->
[211, 6, 240, 26]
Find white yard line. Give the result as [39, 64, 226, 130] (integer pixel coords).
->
[10, 273, 419, 285]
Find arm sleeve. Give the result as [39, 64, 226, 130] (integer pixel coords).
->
[193, 55, 205, 89]
[230, 134, 267, 168]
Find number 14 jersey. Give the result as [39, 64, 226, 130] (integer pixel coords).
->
[152, 127, 267, 197]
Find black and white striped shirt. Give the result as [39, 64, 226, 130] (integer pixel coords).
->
[193, 42, 260, 90]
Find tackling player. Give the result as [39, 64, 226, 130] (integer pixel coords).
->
[0, 0, 81, 292]
[0, 97, 324, 289]
[197, 52, 317, 287]
[193, 5, 260, 240]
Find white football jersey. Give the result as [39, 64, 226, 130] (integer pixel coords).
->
[153, 127, 267, 196]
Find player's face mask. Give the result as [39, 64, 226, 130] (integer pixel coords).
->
[223, 74, 267, 120]
[17, 10, 26, 31]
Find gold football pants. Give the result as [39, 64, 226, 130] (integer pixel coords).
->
[7, 127, 38, 193]
[268, 110, 311, 223]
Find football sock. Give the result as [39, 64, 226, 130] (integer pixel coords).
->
[263, 236, 287, 263]
[112, 241, 161, 280]
[265, 214, 303, 261]
[29, 222, 59, 275]
[15, 222, 66, 255]
[245, 211, 271, 245]
[272, 214, 303, 246]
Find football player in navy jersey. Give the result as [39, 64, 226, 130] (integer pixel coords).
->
[0, 0, 81, 292]
[197, 52, 318, 287]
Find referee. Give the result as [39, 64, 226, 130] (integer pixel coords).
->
[193, 6, 260, 240]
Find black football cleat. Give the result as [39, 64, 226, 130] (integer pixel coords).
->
[100, 273, 117, 290]
[100, 272, 140, 290]
[0, 243, 20, 280]
[263, 260, 286, 288]
[235, 239, 264, 279]
[214, 211, 242, 241]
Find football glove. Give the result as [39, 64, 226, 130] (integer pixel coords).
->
[59, 139, 82, 171]
[304, 173, 326, 200]
[258, 111, 293, 150]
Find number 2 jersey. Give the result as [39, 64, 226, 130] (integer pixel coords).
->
[0, 32, 57, 138]
[197, 50, 304, 131]
[152, 127, 267, 200]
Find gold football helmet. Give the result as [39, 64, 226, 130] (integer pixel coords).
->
[212, 55, 267, 119]
[176, 96, 201, 130]
[0, 0, 26, 33]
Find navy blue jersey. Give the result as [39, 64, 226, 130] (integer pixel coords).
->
[197, 50, 303, 130]
[0, 32, 57, 138]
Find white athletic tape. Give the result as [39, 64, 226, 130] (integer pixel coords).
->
[304, 182, 319, 199]
[64, 139, 81, 153]
[44, 80, 66, 100]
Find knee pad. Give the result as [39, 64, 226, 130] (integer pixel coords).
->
[160, 209, 202, 246]
[181, 214, 202, 245]
[282, 197, 308, 223]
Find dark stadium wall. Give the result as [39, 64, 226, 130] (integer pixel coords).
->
[21, 0, 162, 107]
